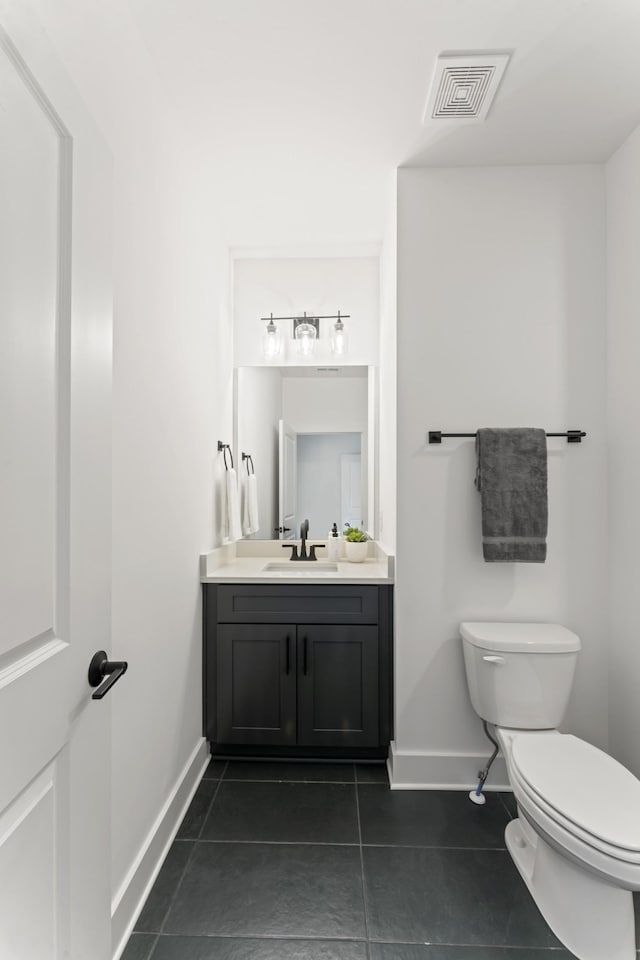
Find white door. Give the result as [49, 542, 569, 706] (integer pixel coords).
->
[278, 420, 297, 540]
[341, 453, 362, 530]
[0, 14, 113, 960]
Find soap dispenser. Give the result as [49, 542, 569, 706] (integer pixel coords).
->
[327, 522, 341, 561]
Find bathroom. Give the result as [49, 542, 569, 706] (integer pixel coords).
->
[2, 2, 640, 959]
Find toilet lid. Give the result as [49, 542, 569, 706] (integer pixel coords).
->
[511, 734, 640, 852]
[460, 621, 580, 653]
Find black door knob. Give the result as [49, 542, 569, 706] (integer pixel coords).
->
[88, 651, 128, 700]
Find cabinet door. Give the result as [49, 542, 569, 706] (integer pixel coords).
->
[297, 625, 379, 748]
[217, 625, 296, 745]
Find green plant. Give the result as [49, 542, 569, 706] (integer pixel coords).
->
[344, 525, 368, 543]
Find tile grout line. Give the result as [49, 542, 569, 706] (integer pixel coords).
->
[156, 762, 228, 936]
[174, 837, 507, 851]
[366, 937, 570, 951]
[146, 928, 570, 948]
[154, 931, 371, 942]
[354, 763, 372, 960]
[197, 761, 229, 839]
[221, 778, 357, 784]
[141, 932, 159, 960]
[497, 790, 516, 821]
[354, 769, 372, 958]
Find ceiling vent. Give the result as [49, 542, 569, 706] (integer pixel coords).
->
[423, 52, 510, 124]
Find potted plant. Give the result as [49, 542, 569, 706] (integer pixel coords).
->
[343, 524, 369, 563]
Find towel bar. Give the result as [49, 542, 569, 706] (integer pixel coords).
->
[217, 441, 234, 469]
[428, 430, 586, 444]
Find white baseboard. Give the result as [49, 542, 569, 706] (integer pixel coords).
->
[388, 740, 510, 791]
[111, 738, 209, 960]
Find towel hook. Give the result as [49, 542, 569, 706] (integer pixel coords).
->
[241, 452, 255, 475]
[217, 441, 234, 470]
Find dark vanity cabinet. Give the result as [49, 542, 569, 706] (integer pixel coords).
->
[203, 583, 393, 759]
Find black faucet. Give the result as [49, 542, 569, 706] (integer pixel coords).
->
[281, 518, 325, 561]
[299, 519, 309, 558]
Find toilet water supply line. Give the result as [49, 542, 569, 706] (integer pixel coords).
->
[469, 721, 500, 806]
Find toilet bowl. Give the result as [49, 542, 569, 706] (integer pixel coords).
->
[500, 727, 640, 959]
[461, 622, 640, 960]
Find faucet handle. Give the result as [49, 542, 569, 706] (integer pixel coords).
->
[308, 544, 325, 561]
[282, 543, 299, 560]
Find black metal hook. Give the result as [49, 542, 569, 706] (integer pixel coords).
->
[242, 452, 254, 475]
[218, 441, 234, 470]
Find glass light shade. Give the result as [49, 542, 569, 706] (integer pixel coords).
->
[262, 319, 282, 360]
[295, 321, 317, 357]
[330, 319, 348, 355]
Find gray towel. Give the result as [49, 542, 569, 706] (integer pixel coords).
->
[475, 428, 548, 563]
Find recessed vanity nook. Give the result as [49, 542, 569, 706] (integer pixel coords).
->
[201, 540, 394, 760]
[213, 252, 389, 759]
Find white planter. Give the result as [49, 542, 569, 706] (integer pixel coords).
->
[344, 540, 368, 563]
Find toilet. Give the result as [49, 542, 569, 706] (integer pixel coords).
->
[460, 621, 640, 960]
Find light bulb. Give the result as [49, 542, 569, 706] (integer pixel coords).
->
[295, 320, 317, 357]
[262, 317, 281, 360]
[330, 318, 348, 355]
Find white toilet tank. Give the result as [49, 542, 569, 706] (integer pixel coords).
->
[461, 622, 581, 729]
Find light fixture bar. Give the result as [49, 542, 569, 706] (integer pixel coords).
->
[259, 313, 350, 321]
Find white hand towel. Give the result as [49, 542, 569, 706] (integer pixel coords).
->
[226, 468, 242, 542]
[243, 472, 260, 536]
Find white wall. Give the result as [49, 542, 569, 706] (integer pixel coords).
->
[236, 367, 282, 539]
[110, 130, 232, 951]
[111, 170, 230, 939]
[606, 122, 640, 779]
[393, 165, 608, 787]
[23, 2, 234, 950]
[282, 375, 368, 433]
[233, 255, 379, 366]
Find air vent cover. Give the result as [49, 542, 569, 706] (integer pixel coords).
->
[423, 53, 510, 123]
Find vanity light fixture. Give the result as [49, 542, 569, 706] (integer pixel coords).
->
[260, 311, 350, 359]
[262, 313, 282, 360]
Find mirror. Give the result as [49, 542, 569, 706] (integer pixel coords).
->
[235, 366, 374, 540]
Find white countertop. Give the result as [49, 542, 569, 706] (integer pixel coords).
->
[200, 540, 394, 584]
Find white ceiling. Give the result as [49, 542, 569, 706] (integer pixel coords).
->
[33, 0, 640, 246]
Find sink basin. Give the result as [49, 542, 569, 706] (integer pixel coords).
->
[262, 561, 339, 573]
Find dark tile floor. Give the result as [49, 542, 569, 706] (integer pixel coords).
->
[122, 759, 634, 959]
